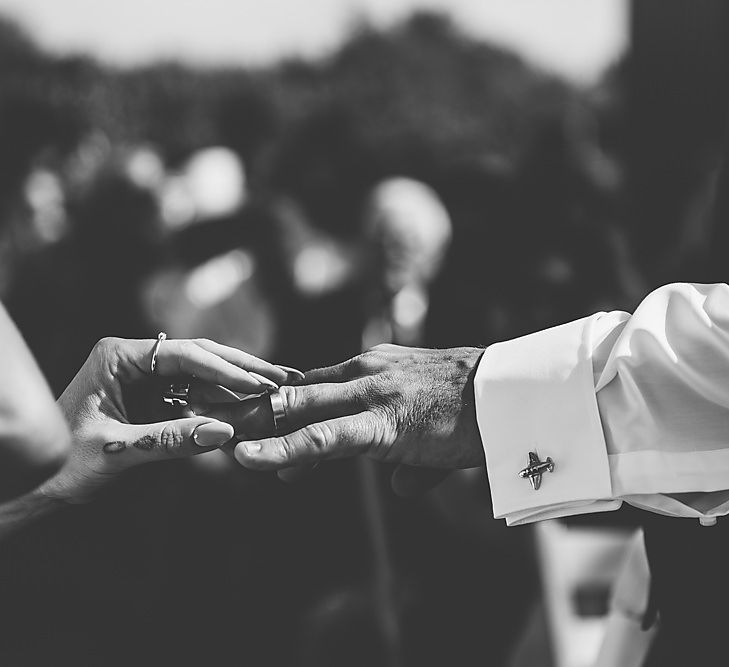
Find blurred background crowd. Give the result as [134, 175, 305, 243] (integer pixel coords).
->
[1, 1, 729, 665]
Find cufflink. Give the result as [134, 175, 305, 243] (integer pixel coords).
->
[518, 452, 554, 490]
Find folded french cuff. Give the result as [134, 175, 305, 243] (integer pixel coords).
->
[475, 314, 615, 524]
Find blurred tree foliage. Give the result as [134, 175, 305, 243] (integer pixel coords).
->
[1, 10, 632, 349]
[0, 11, 581, 201]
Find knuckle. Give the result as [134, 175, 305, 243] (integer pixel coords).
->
[159, 425, 185, 454]
[357, 375, 383, 406]
[371, 383, 406, 428]
[348, 354, 368, 375]
[92, 337, 123, 376]
[194, 337, 212, 347]
[278, 437, 295, 463]
[93, 336, 120, 358]
[351, 351, 381, 376]
[277, 384, 299, 413]
[368, 412, 395, 455]
[363, 371, 396, 401]
[376, 397, 400, 428]
[303, 423, 331, 454]
[176, 340, 200, 374]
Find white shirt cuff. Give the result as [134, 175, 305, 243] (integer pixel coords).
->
[475, 314, 614, 524]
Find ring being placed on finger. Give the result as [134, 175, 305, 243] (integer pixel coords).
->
[163, 382, 190, 408]
[268, 388, 288, 435]
[150, 332, 167, 375]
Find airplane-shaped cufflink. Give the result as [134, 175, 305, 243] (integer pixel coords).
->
[518, 452, 554, 490]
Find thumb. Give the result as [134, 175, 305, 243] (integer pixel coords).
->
[116, 418, 235, 463]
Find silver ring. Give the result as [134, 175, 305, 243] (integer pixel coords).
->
[268, 388, 288, 435]
[150, 332, 167, 375]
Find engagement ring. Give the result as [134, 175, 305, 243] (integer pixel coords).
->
[150, 332, 167, 375]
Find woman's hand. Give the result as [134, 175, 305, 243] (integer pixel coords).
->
[43, 336, 293, 502]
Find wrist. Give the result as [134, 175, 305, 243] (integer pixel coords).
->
[461, 346, 487, 466]
[37, 465, 101, 505]
[0, 486, 68, 539]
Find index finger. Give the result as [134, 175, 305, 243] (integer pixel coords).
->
[193, 339, 294, 385]
[117, 338, 280, 394]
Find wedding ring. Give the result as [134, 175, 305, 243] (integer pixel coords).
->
[150, 332, 167, 375]
[268, 388, 288, 435]
[163, 382, 190, 408]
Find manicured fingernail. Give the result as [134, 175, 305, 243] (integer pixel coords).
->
[193, 421, 235, 448]
[245, 442, 262, 455]
[249, 372, 279, 389]
[277, 365, 305, 381]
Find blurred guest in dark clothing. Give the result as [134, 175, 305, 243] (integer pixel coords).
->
[7, 167, 163, 394]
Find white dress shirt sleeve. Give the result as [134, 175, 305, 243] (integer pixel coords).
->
[475, 282, 729, 525]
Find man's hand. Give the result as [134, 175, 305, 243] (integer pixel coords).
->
[203, 345, 486, 489]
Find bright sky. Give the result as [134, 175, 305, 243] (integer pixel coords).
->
[0, 0, 627, 84]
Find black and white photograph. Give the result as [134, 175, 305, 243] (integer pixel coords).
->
[0, 1, 727, 665]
